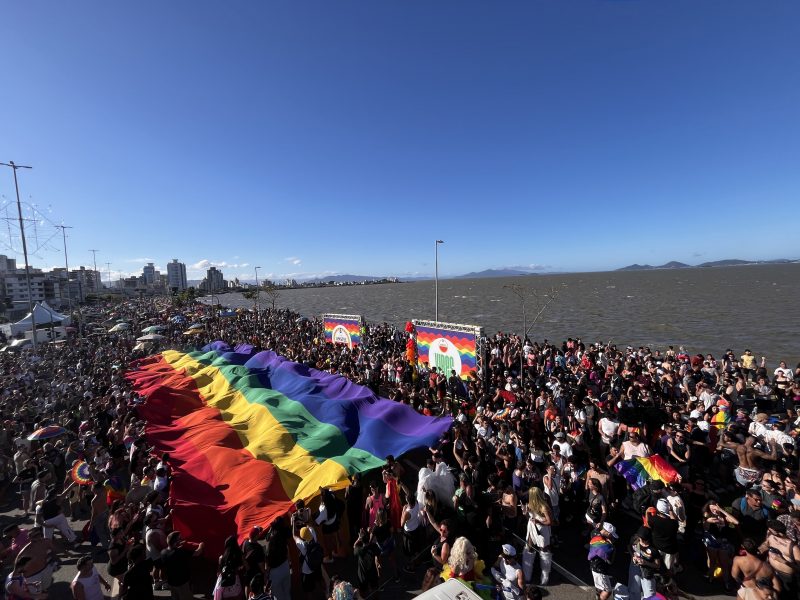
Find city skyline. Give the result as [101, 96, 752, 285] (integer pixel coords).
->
[2, 1, 799, 280]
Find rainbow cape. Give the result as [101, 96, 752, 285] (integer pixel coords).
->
[613, 455, 679, 490]
[127, 342, 452, 552]
[587, 535, 614, 561]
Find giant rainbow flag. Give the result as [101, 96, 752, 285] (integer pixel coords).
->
[613, 455, 679, 490]
[127, 342, 452, 552]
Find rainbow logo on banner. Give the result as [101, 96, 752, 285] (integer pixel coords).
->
[415, 325, 477, 380]
[126, 342, 451, 554]
[323, 315, 362, 349]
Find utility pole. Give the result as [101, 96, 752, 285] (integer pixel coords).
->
[89, 249, 99, 293]
[56, 225, 73, 309]
[106, 262, 112, 290]
[0, 161, 37, 350]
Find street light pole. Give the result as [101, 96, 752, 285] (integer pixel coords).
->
[89, 249, 99, 293]
[0, 161, 36, 350]
[435, 240, 444, 323]
[504, 284, 527, 388]
[56, 225, 73, 308]
[254, 266, 261, 318]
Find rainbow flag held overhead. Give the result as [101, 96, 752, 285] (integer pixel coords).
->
[613, 455, 679, 490]
[127, 342, 452, 553]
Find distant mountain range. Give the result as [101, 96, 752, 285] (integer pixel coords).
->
[617, 258, 797, 271]
[456, 268, 541, 278]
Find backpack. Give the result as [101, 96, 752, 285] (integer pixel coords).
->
[302, 540, 323, 572]
[739, 497, 769, 519]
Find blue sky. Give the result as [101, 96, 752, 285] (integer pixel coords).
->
[1, 1, 798, 282]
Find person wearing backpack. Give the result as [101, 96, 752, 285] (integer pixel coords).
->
[733, 490, 770, 543]
[294, 526, 322, 595]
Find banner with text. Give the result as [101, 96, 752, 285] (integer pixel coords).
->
[323, 314, 363, 349]
[413, 320, 482, 380]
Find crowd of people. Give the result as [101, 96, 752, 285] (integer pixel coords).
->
[0, 296, 798, 600]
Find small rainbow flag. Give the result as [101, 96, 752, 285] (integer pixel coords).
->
[613, 455, 679, 490]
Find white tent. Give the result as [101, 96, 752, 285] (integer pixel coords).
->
[8, 302, 71, 335]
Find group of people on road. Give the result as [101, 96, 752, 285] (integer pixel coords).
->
[0, 296, 797, 600]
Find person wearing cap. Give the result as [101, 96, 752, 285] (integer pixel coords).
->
[758, 520, 799, 598]
[647, 499, 680, 574]
[294, 525, 321, 595]
[490, 543, 523, 599]
[588, 522, 617, 600]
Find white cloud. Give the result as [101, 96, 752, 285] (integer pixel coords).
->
[125, 257, 155, 264]
[285, 257, 302, 266]
[190, 259, 250, 270]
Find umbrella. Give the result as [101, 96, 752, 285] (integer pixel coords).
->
[27, 425, 67, 441]
[219, 310, 236, 317]
[183, 330, 204, 335]
[170, 315, 186, 323]
[188, 323, 204, 330]
[141, 325, 166, 333]
[108, 323, 130, 333]
[71, 461, 93, 485]
[136, 334, 166, 342]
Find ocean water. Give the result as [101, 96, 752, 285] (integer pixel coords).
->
[211, 263, 800, 366]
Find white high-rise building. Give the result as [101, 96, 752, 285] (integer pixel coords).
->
[167, 259, 187, 291]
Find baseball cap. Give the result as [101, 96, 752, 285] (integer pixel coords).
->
[501, 543, 516, 556]
[657, 499, 670, 514]
[601, 522, 618, 538]
[299, 527, 312, 542]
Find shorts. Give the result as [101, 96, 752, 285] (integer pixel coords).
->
[592, 571, 613, 592]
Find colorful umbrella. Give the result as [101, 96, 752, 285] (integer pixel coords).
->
[71, 460, 93, 485]
[108, 323, 130, 333]
[613, 455, 679, 490]
[27, 425, 67, 441]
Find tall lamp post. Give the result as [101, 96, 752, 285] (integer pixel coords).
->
[0, 161, 36, 350]
[254, 266, 261, 318]
[435, 239, 444, 323]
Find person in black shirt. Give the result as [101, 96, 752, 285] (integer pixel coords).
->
[121, 544, 154, 600]
[161, 531, 203, 600]
[264, 517, 291, 600]
[628, 528, 661, 600]
[354, 528, 380, 598]
[648, 500, 679, 574]
[241, 526, 266, 597]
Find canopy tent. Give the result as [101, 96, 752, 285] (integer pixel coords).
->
[8, 302, 71, 335]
